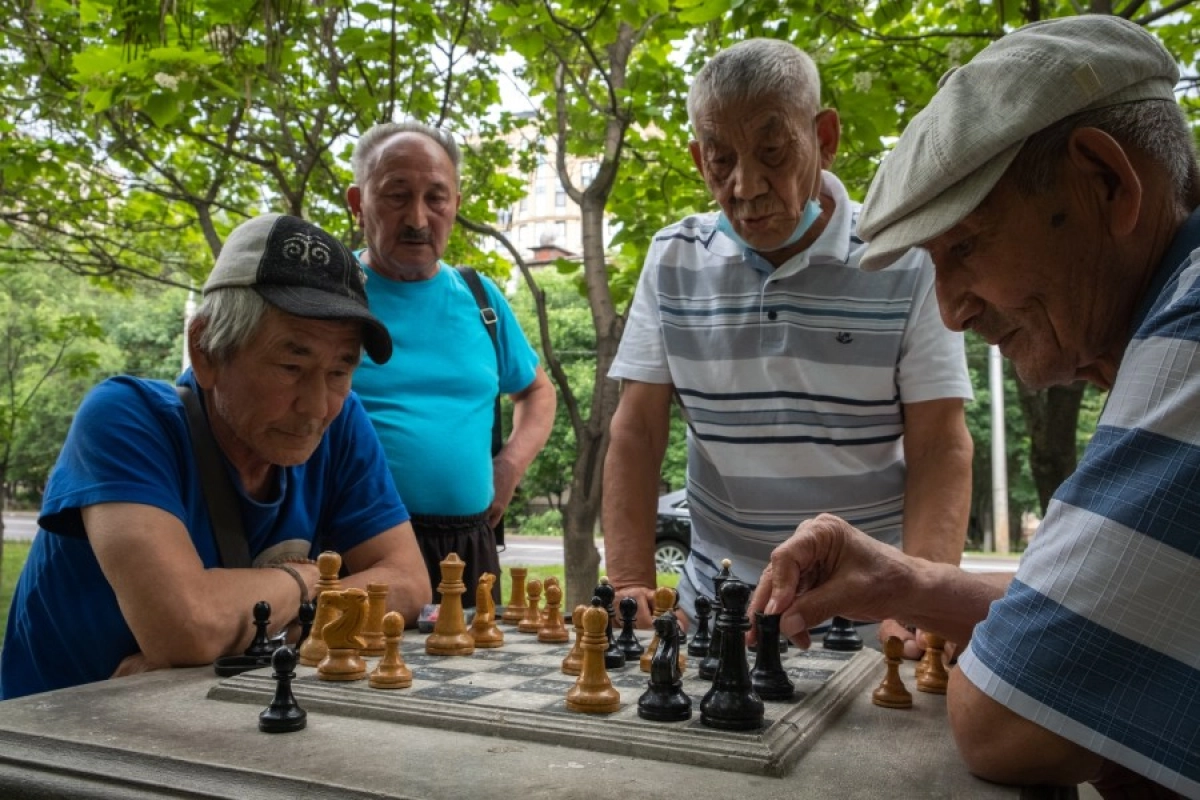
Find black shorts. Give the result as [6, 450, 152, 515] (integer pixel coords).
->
[409, 513, 502, 608]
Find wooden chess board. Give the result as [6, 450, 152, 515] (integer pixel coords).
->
[207, 629, 878, 777]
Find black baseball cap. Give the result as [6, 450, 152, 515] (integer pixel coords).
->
[204, 213, 392, 364]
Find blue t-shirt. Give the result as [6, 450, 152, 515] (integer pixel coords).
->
[0, 370, 408, 700]
[351, 263, 539, 516]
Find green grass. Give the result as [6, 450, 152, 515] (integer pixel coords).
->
[1, 540, 32, 651]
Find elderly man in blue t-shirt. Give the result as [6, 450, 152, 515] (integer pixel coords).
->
[1, 213, 432, 700]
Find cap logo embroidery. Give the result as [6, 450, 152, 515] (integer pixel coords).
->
[281, 232, 332, 268]
[836, 332, 854, 344]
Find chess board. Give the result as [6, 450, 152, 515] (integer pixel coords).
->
[207, 628, 879, 777]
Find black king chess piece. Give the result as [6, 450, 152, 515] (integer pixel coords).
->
[637, 612, 692, 721]
[823, 615, 864, 651]
[258, 645, 307, 733]
[616, 596, 645, 661]
[244, 600, 276, 659]
[700, 579, 764, 731]
[750, 612, 795, 700]
[698, 559, 734, 680]
[593, 580, 626, 669]
[688, 595, 713, 657]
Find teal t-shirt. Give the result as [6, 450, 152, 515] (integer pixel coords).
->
[352, 262, 539, 516]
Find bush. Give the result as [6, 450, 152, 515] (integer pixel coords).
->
[516, 509, 562, 537]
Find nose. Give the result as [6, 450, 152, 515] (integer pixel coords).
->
[402, 199, 429, 232]
[731, 158, 768, 201]
[934, 268, 983, 333]
[293, 370, 331, 420]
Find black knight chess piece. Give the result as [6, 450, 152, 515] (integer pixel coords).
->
[258, 646, 307, 733]
[593, 580, 625, 669]
[823, 615, 864, 651]
[750, 612, 795, 701]
[616, 596, 644, 661]
[637, 612, 692, 722]
[688, 595, 713, 657]
[244, 600, 276, 659]
[699, 579, 764, 731]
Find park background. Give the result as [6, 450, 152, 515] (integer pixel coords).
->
[2, 0, 1198, 617]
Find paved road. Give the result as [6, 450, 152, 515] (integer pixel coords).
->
[2, 514, 1019, 573]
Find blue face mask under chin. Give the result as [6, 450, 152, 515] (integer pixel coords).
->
[717, 197, 822, 253]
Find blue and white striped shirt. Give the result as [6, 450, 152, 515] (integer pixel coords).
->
[610, 171, 973, 609]
[959, 209, 1200, 796]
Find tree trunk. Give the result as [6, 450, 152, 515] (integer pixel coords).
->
[1015, 379, 1087, 513]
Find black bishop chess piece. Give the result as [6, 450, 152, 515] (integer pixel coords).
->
[688, 595, 713, 657]
[698, 559, 735, 680]
[297, 599, 317, 649]
[637, 612, 692, 722]
[593, 580, 625, 670]
[616, 596, 644, 661]
[699, 579, 764, 731]
[258, 645, 307, 733]
[823, 615, 864, 651]
[244, 600, 276, 659]
[750, 612, 795, 701]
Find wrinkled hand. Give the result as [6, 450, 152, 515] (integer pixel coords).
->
[749, 513, 909, 648]
[612, 585, 657, 629]
[879, 619, 924, 660]
[488, 458, 522, 529]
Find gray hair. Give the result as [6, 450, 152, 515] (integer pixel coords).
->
[350, 121, 462, 187]
[191, 288, 270, 363]
[1009, 99, 1200, 210]
[687, 39, 822, 130]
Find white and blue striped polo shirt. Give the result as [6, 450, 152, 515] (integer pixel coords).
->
[959, 209, 1200, 795]
[610, 171, 973, 611]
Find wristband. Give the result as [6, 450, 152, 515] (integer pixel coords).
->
[270, 563, 309, 605]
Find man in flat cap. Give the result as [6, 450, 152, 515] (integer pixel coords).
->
[1, 213, 432, 700]
[752, 15, 1199, 797]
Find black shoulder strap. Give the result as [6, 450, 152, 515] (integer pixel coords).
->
[176, 385, 251, 568]
[456, 266, 506, 546]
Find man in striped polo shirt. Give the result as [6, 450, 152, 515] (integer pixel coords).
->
[755, 16, 1199, 796]
[602, 38, 975, 658]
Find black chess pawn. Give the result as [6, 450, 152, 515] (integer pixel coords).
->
[244, 600, 275, 659]
[823, 615, 864, 651]
[699, 560, 734, 680]
[700, 579, 764, 731]
[258, 646, 307, 733]
[637, 612, 692, 722]
[750, 612, 795, 701]
[593, 581, 625, 669]
[688, 595, 713, 657]
[297, 599, 317, 648]
[616, 596, 644, 661]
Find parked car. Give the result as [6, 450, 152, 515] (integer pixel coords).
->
[655, 489, 691, 574]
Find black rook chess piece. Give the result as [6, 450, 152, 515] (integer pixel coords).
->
[823, 616, 864, 651]
[258, 646, 307, 733]
[688, 595, 713, 657]
[593, 581, 625, 670]
[244, 600, 275, 659]
[616, 596, 645, 661]
[750, 612, 795, 701]
[637, 612, 692, 722]
[700, 579, 764, 731]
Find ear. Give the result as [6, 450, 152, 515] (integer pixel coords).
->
[1065, 127, 1141, 238]
[688, 140, 704, 177]
[346, 185, 363, 221]
[187, 317, 217, 390]
[814, 109, 841, 170]
[455, 190, 463, 214]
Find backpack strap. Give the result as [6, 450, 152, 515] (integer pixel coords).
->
[456, 266, 506, 547]
[176, 385, 251, 568]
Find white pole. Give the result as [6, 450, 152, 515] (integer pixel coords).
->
[181, 283, 197, 372]
[989, 345, 1010, 554]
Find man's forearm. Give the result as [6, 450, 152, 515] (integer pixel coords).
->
[902, 405, 973, 565]
[500, 370, 556, 478]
